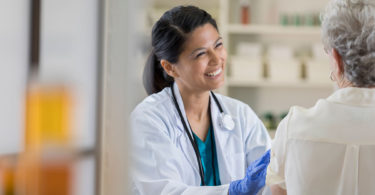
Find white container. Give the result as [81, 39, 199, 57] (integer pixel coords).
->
[267, 45, 301, 82]
[236, 43, 262, 57]
[268, 58, 301, 82]
[230, 56, 263, 81]
[268, 45, 294, 59]
[305, 60, 331, 83]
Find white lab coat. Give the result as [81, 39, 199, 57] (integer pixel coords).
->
[267, 87, 375, 195]
[131, 83, 271, 195]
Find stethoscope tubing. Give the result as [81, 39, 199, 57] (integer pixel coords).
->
[171, 84, 223, 186]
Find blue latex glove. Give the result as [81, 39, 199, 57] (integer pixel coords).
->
[228, 149, 271, 195]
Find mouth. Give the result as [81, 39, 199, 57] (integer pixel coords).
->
[205, 68, 223, 78]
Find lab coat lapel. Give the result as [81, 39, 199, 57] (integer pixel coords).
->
[172, 83, 188, 134]
[171, 83, 201, 178]
[210, 93, 232, 184]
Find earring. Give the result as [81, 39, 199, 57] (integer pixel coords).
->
[329, 71, 335, 81]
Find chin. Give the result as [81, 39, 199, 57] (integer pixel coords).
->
[209, 78, 225, 91]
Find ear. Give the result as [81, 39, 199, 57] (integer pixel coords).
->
[160, 59, 179, 78]
[331, 48, 345, 75]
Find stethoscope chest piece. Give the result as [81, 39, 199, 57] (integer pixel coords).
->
[219, 113, 235, 131]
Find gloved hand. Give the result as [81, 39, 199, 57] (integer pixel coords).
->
[228, 149, 271, 195]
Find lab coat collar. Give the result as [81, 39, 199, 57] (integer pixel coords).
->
[171, 82, 230, 135]
[171, 82, 192, 135]
[327, 87, 375, 107]
[171, 82, 202, 179]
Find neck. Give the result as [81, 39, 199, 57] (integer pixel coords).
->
[176, 83, 210, 121]
[337, 75, 353, 89]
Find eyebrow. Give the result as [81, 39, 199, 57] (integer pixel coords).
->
[190, 37, 223, 56]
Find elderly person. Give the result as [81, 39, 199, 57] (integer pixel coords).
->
[266, 0, 375, 194]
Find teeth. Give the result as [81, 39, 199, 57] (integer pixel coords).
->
[206, 68, 222, 77]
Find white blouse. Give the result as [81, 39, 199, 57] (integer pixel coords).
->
[266, 87, 375, 195]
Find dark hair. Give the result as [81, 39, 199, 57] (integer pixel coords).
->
[143, 5, 218, 95]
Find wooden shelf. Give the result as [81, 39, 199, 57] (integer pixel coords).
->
[227, 77, 333, 88]
[227, 24, 321, 36]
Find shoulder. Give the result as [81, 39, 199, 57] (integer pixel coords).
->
[132, 87, 172, 115]
[130, 87, 174, 128]
[281, 98, 331, 140]
[288, 98, 328, 124]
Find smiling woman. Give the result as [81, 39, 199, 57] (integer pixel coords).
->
[142, 6, 223, 95]
[131, 5, 272, 195]
[162, 23, 227, 96]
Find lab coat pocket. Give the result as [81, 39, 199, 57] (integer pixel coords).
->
[226, 152, 246, 181]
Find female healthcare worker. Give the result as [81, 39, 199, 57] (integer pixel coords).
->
[131, 6, 271, 195]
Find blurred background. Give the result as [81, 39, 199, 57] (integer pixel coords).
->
[0, 0, 332, 194]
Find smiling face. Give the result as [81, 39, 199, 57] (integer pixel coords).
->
[172, 23, 227, 93]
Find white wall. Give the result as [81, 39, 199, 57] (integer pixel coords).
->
[39, 1, 100, 194]
[0, 1, 29, 155]
[39, 0, 99, 150]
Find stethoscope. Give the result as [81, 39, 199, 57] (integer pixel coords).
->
[170, 83, 235, 186]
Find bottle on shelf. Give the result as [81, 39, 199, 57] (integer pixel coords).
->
[16, 83, 75, 195]
[240, 0, 250, 25]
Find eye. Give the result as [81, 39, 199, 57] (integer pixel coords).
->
[215, 42, 223, 48]
[196, 52, 206, 58]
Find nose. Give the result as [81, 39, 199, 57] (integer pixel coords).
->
[209, 49, 220, 66]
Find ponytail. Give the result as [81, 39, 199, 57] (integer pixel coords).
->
[143, 50, 173, 95]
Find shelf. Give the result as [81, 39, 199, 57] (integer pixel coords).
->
[0, 147, 96, 158]
[227, 24, 321, 36]
[153, 0, 219, 10]
[227, 78, 333, 88]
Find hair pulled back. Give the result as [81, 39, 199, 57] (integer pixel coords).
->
[143, 6, 218, 95]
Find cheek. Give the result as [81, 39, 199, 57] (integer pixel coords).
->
[194, 62, 208, 74]
[180, 62, 205, 78]
[219, 47, 227, 61]
[174, 63, 189, 78]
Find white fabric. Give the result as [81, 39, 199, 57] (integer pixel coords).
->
[266, 87, 375, 195]
[131, 83, 271, 195]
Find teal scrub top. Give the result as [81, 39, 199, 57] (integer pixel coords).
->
[193, 126, 221, 186]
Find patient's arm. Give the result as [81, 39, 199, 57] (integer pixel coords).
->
[270, 185, 287, 195]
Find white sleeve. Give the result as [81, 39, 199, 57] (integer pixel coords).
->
[266, 109, 292, 189]
[130, 109, 229, 195]
[243, 106, 272, 166]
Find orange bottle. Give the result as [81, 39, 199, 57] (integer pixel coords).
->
[16, 84, 74, 195]
[240, 0, 250, 24]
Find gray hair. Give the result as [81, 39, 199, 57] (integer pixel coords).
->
[321, 0, 375, 87]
